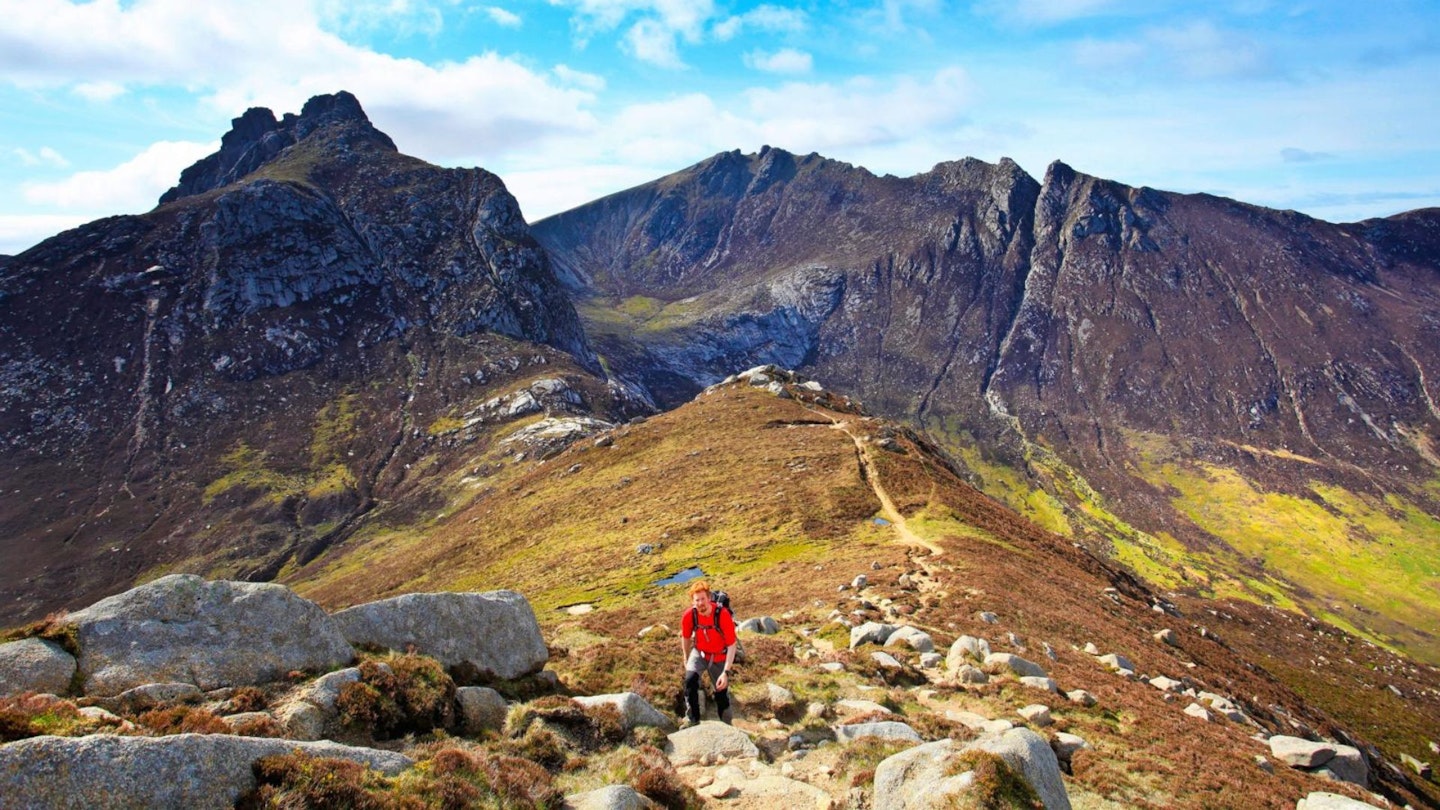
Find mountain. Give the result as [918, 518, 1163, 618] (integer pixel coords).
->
[532, 147, 1440, 665]
[0, 92, 641, 621]
[2, 93, 1439, 806]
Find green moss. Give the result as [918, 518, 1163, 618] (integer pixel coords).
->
[428, 415, 468, 436]
[202, 443, 297, 505]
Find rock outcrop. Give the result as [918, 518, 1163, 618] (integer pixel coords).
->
[0, 733, 413, 810]
[64, 574, 353, 696]
[872, 728, 1071, 810]
[331, 590, 548, 680]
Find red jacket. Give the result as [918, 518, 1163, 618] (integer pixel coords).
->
[683, 604, 736, 658]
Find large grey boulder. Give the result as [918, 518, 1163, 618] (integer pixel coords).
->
[873, 739, 968, 810]
[64, 575, 354, 696]
[946, 635, 991, 671]
[0, 733, 412, 810]
[850, 622, 898, 649]
[885, 626, 935, 653]
[873, 729, 1071, 810]
[332, 590, 547, 679]
[967, 728, 1071, 809]
[575, 692, 676, 732]
[0, 638, 76, 696]
[1270, 736, 1337, 769]
[665, 722, 760, 764]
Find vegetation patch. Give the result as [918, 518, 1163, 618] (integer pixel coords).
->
[944, 748, 1044, 808]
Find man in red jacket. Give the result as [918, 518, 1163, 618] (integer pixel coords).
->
[680, 579, 737, 726]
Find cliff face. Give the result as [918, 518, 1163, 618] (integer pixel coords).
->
[534, 147, 1440, 661]
[0, 93, 616, 621]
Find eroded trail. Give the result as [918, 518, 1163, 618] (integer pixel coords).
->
[820, 416, 944, 557]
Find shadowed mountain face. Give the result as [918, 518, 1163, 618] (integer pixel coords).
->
[533, 147, 1440, 662]
[0, 93, 624, 621]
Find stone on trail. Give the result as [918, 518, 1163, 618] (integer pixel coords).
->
[954, 664, 989, 685]
[834, 720, 923, 744]
[1183, 703, 1212, 722]
[332, 590, 547, 679]
[65, 574, 354, 696]
[1149, 675, 1183, 692]
[1019, 676, 1059, 693]
[0, 733, 413, 810]
[0, 638, 76, 696]
[563, 784, 658, 810]
[836, 698, 891, 716]
[666, 722, 760, 765]
[1066, 689, 1097, 706]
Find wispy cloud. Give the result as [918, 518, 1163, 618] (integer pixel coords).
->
[554, 0, 715, 67]
[714, 4, 806, 41]
[12, 146, 69, 168]
[485, 6, 522, 28]
[744, 48, 812, 74]
[1073, 21, 1276, 81]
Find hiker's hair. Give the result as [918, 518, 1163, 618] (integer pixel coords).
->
[688, 579, 711, 597]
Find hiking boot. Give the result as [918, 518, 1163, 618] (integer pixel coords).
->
[680, 717, 698, 729]
[720, 709, 733, 725]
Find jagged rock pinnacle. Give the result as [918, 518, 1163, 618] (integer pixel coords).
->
[158, 90, 395, 205]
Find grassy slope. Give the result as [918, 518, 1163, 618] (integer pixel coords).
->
[937, 420, 1440, 668]
[286, 380, 1440, 808]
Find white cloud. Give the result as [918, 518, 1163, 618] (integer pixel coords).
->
[744, 48, 813, 74]
[22, 140, 216, 210]
[13, 146, 69, 168]
[0, 214, 93, 256]
[742, 68, 973, 152]
[554, 64, 606, 92]
[624, 17, 686, 68]
[0, 1, 597, 161]
[552, 0, 716, 67]
[1073, 21, 1273, 81]
[73, 80, 126, 101]
[714, 5, 806, 41]
[485, 6, 522, 27]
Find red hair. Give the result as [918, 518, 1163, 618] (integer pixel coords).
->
[688, 579, 711, 597]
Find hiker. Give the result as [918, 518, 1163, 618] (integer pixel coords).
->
[679, 579, 736, 726]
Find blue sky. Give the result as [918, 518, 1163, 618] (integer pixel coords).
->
[2, 0, 1438, 255]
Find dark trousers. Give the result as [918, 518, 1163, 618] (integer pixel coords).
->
[684, 649, 729, 723]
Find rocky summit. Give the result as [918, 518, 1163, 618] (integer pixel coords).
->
[0, 92, 638, 620]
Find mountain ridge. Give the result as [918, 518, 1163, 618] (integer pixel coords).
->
[533, 144, 1440, 665]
